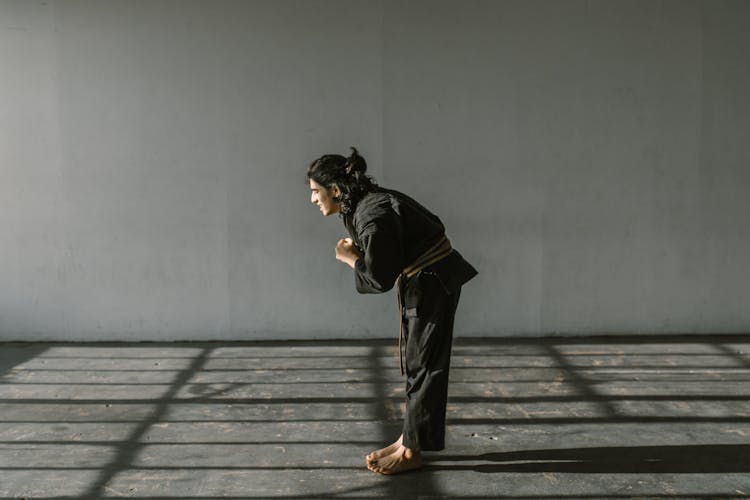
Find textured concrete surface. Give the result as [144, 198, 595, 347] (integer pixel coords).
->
[4, 1, 750, 341]
[1, 335, 750, 499]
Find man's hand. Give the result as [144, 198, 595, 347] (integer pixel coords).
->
[335, 238, 362, 269]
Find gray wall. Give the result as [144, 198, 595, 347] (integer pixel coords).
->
[1, 0, 748, 341]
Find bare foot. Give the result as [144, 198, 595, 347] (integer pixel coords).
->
[366, 435, 403, 465]
[367, 445, 422, 475]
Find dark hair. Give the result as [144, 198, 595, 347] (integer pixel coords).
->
[306, 147, 378, 214]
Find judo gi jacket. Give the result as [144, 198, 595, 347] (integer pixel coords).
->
[342, 187, 477, 451]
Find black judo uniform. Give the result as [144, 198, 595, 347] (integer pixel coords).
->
[343, 188, 477, 452]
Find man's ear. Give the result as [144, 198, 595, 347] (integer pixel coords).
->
[332, 184, 341, 198]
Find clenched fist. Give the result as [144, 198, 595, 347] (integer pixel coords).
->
[335, 238, 362, 269]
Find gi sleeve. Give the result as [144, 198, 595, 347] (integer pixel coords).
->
[353, 217, 404, 294]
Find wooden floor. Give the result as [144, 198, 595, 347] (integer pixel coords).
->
[1, 335, 749, 499]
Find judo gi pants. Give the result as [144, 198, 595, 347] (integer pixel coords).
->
[400, 270, 461, 452]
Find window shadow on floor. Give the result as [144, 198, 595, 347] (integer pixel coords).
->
[0, 343, 50, 376]
[3, 335, 750, 499]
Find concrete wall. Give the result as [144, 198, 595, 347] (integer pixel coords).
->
[1, 0, 748, 341]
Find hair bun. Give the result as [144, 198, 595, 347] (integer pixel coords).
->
[346, 146, 367, 175]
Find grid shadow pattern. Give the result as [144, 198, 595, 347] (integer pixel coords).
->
[0, 335, 749, 498]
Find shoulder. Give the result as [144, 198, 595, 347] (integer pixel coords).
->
[352, 189, 399, 235]
[353, 189, 393, 216]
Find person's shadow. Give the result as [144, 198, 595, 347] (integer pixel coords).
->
[428, 444, 750, 473]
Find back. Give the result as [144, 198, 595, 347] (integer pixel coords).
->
[344, 187, 477, 294]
